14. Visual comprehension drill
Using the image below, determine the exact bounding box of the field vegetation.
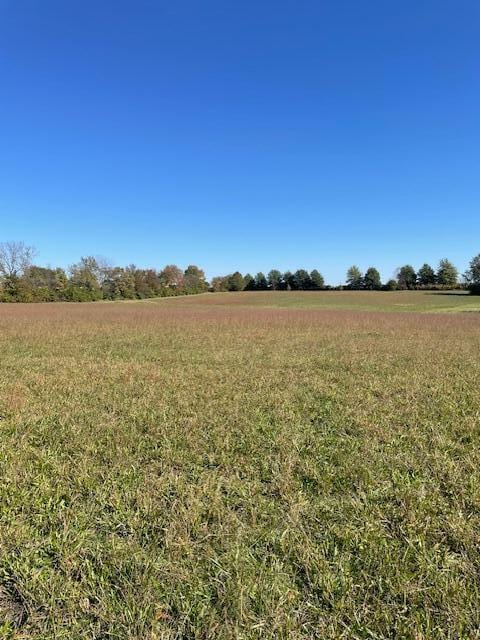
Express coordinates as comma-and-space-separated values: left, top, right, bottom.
1, 241, 480, 302
0, 291, 479, 638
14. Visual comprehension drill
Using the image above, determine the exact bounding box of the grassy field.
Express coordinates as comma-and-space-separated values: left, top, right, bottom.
143, 289, 480, 313
0, 291, 479, 639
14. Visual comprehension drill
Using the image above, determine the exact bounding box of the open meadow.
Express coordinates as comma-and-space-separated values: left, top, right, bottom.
1, 291, 480, 639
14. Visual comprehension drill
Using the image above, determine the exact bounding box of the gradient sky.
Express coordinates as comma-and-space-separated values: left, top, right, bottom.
0, 1, 478, 283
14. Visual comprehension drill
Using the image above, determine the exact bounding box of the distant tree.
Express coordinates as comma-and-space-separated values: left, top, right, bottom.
397, 265, 417, 290
0, 241, 36, 279
292, 269, 311, 290
417, 263, 436, 287
69, 256, 103, 298
310, 269, 325, 290
363, 267, 381, 290
255, 272, 268, 290
228, 271, 245, 291
464, 254, 480, 285
436, 258, 458, 287
346, 265, 363, 290
160, 264, 184, 289
282, 271, 293, 290
465, 254, 480, 295
383, 279, 398, 291
23, 266, 68, 301
184, 265, 208, 293
102, 267, 136, 299
130, 267, 162, 298
243, 274, 256, 290
210, 276, 229, 292
267, 269, 283, 290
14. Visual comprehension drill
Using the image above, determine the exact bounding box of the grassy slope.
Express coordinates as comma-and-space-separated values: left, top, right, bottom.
0, 293, 479, 639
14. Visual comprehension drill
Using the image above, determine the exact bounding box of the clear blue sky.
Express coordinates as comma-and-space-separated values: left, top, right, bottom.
0, 1, 478, 283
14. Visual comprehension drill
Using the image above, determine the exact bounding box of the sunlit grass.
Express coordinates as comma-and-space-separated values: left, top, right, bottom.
144, 289, 480, 313
0, 294, 479, 638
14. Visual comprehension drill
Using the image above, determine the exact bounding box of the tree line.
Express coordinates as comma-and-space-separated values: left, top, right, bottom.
0, 242, 208, 302
345, 259, 471, 291
211, 269, 325, 292
0, 241, 479, 302
213, 256, 480, 294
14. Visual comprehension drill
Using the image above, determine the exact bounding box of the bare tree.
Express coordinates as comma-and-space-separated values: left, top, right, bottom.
0, 241, 36, 278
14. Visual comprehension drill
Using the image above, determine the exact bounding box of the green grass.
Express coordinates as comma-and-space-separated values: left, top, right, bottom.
0, 293, 479, 638
145, 289, 480, 313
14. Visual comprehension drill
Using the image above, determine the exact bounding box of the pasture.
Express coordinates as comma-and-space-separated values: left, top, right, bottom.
0, 291, 479, 639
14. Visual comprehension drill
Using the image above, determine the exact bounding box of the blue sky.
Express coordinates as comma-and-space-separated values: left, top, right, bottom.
0, 0, 478, 283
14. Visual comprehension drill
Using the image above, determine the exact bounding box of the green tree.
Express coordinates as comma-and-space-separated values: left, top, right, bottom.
184, 265, 208, 293
292, 269, 311, 290
228, 272, 244, 291
69, 256, 103, 299
282, 271, 294, 290
102, 267, 136, 299
436, 258, 458, 287
397, 265, 417, 290
243, 274, 256, 290
24, 266, 68, 298
383, 279, 398, 291
363, 267, 381, 290
464, 254, 480, 285
417, 263, 436, 287
267, 269, 282, 290
346, 265, 363, 289
465, 254, 480, 295
254, 272, 268, 290
310, 269, 325, 290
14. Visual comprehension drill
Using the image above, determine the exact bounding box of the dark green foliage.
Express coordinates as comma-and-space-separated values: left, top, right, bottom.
417, 263, 436, 287
465, 254, 480, 286
397, 265, 417, 289
254, 272, 268, 290
292, 269, 311, 290
243, 274, 256, 290
63, 284, 103, 302
363, 267, 382, 290
383, 279, 398, 291
267, 269, 283, 290
283, 271, 294, 290
465, 254, 480, 294
227, 272, 245, 291
310, 270, 325, 290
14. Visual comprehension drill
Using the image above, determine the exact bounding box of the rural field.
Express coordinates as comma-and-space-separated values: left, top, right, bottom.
1, 290, 480, 639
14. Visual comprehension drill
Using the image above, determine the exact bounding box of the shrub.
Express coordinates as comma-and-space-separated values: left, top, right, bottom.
383, 279, 398, 291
